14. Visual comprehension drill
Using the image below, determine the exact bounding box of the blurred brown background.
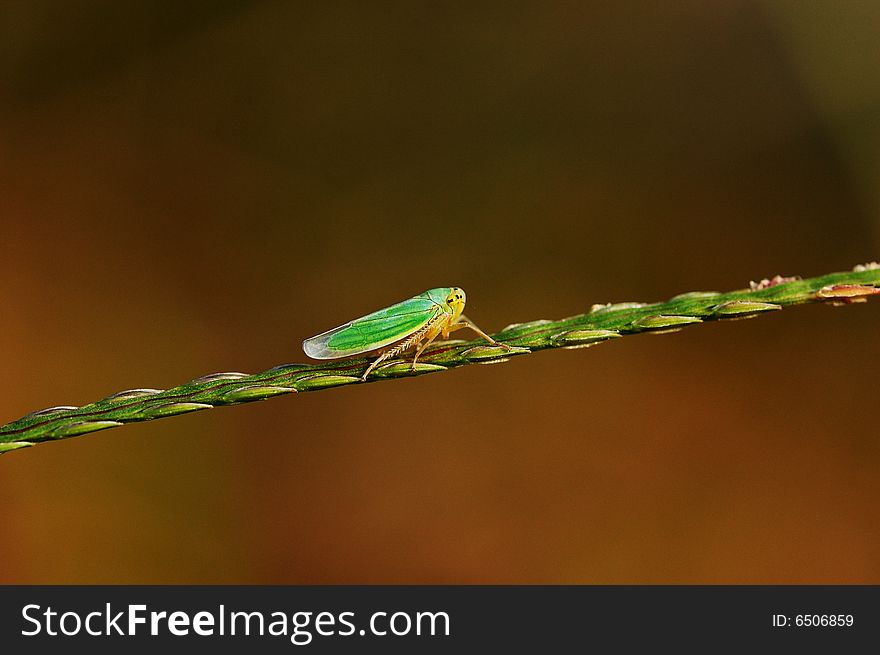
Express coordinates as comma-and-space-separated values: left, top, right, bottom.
1, 1, 878, 583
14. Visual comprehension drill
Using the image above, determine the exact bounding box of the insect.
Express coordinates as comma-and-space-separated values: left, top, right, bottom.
302, 287, 512, 381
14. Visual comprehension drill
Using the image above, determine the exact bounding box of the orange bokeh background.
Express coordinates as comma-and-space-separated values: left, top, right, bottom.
2, 1, 878, 583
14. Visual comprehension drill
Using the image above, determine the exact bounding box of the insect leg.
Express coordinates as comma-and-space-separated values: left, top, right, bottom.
361, 319, 439, 380
362, 350, 394, 381
446, 314, 515, 349
410, 330, 442, 370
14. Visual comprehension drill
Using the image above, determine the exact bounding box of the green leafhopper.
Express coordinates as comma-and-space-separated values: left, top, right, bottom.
303, 287, 511, 380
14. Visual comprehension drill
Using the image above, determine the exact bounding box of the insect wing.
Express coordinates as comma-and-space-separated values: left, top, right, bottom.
303, 296, 441, 359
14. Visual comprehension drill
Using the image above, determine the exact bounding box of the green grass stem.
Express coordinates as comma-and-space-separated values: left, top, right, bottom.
2, 265, 878, 454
